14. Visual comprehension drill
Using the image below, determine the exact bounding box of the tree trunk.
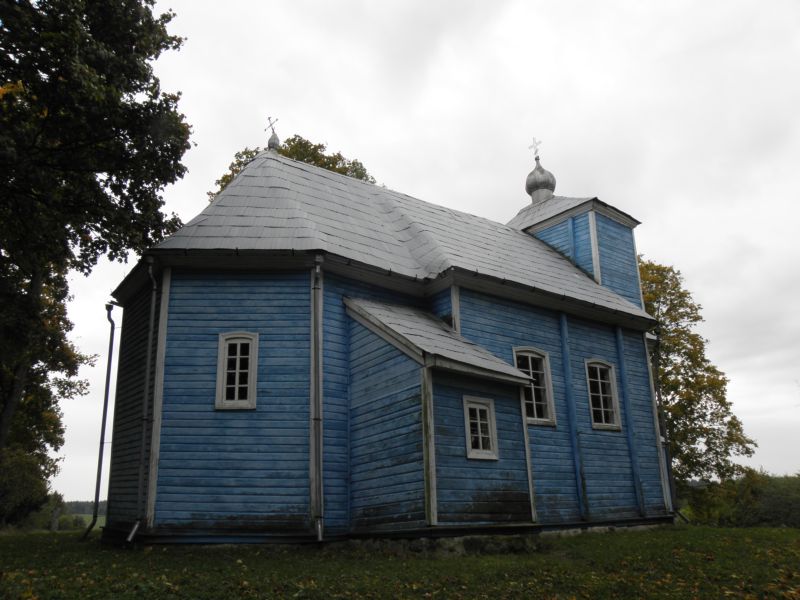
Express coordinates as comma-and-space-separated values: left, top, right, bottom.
0, 268, 43, 450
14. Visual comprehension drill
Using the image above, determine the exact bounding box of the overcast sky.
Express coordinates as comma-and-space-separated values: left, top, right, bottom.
53, 0, 800, 499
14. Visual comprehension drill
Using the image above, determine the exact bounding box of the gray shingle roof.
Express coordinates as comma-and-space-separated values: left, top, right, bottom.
155, 151, 650, 321
345, 298, 529, 384
507, 195, 641, 231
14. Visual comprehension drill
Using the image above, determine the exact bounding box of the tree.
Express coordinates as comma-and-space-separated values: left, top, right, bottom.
207, 134, 375, 200
0, 0, 190, 519
639, 257, 755, 487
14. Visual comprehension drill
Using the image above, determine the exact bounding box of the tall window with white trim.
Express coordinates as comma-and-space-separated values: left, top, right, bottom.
216, 332, 258, 409
514, 348, 556, 425
586, 360, 620, 429
463, 396, 498, 460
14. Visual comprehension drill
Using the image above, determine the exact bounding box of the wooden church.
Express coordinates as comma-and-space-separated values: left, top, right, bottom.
104, 134, 673, 542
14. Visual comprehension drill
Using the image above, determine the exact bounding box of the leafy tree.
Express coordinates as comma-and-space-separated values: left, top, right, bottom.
0, 0, 190, 520
207, 134, 375, 200
639, 258, 755, 487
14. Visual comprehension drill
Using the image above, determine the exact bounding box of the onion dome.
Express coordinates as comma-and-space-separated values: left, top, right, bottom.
525, 156, 556, 200
267, 131, 280, 151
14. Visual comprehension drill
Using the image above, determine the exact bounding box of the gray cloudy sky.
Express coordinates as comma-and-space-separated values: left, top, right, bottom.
54, 0, 800, 499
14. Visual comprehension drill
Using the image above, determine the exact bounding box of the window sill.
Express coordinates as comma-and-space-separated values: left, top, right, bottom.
591, 423, 621, 431
466, 451, 499, 461
527, 418, 557, 427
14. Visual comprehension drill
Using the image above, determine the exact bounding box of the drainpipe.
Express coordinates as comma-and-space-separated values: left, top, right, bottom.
131, 257, 158, 541
82, 303, 116, 540
310, 255, 324, 541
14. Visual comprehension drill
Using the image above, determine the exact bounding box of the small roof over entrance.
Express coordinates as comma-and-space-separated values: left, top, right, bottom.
344, 298, 530, 385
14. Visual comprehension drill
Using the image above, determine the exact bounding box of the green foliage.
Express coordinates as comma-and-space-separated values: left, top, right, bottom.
0, 0, 190, 521
1, 527, 799, 598
686, 470, 800, 528
639, 258, 755, 486
207, 135, 375, 201
0, 450, 49, 525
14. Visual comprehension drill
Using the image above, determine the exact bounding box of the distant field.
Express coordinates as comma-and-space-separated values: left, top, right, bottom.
1, 526, 798, 599
73, 514, 106, 528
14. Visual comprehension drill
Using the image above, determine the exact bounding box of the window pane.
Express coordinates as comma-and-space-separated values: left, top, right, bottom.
227, 342, 238, 358
471, 434, 480, 449
239, 385, 248, 400
226, 386, 236, 400
227, 357, 236, 370
239, 357, 249, 371
516, 355, 528, 370
239, 342, 249, 357
238, 371, 248, 385
226, 372, 236, 386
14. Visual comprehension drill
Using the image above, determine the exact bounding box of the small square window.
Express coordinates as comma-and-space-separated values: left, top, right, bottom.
586, 360, 620, 430
216, 332, 258, 410
463, 396, 499, 460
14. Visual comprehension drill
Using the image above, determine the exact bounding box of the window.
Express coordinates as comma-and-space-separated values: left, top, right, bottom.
585, 360, 620, 429
462, 396, 498, 460
215, 332, 258, 409
514, 348, 556, 425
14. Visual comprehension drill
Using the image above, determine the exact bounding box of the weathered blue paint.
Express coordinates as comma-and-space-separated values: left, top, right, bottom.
349, 321, 425, 530
615, 326, 645, 515
155, 272, 310, 529
428, 288, 452, 322
107, 282, 159, 528
457, 289, 581, 522
533, 213, 594, 278
559, 313, 588, 520
321, 274, 421, 532
595, 213, 641, 307
433, 373, 531, 524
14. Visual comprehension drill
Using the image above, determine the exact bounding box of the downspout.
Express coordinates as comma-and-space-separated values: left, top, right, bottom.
310, 255, 324, 541
653, 325, 679, 513
131, 257, 158, 542
82, 303, 116, 540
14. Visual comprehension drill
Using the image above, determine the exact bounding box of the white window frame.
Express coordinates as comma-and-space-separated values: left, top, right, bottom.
585, 359, 621, 430
215, 332, 259, 410
513, 347, 557, 426
462, 396, 499, 460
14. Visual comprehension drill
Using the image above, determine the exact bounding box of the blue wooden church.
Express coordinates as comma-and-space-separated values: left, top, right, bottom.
104, 136, 673, 542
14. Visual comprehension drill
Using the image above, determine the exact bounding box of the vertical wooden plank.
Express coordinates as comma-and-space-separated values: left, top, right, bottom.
559, 313, 588, 520
588, 211, 602, 284
145, 268, 170, 528
567, 216, 576, 263
421, 366, 438, 525
450, 285, 461, 333
643, 332, 673, 512
520, 392, 538, 522
615, 327, 645, 516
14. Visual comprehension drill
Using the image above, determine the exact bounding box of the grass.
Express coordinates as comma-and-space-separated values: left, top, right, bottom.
1, 526, 798, 599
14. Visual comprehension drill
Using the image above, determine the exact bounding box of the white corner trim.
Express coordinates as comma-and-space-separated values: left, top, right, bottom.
588, 211, 602, 284
450, 285, 461, 333
642, 332, 673, 512
145, 267, 171, 528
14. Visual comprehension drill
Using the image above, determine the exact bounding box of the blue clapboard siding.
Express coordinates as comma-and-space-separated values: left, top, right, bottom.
535, 220, 572, 259
572, 213, 594, 277
534, 213, 595, 278
620, 330, 668, 512
155, 272, 310, 529
433, 373, 531, 524
349, 321, 425, 530
427, 288, 452, 321
457, 288, 581, 522
566, 317, 642, 520
107, 281, 159, 528
596, 213, 642, 307
322, 274, 421, 532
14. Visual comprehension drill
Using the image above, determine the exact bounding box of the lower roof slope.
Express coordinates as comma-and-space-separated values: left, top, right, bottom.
155, 151, 650, 322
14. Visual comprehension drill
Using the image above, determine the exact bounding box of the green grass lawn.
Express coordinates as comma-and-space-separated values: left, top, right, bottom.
1, 526, 798, 599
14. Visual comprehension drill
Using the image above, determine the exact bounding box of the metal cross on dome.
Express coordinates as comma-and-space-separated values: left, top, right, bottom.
528, 137, 542, 158
265, 116, 279, 134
